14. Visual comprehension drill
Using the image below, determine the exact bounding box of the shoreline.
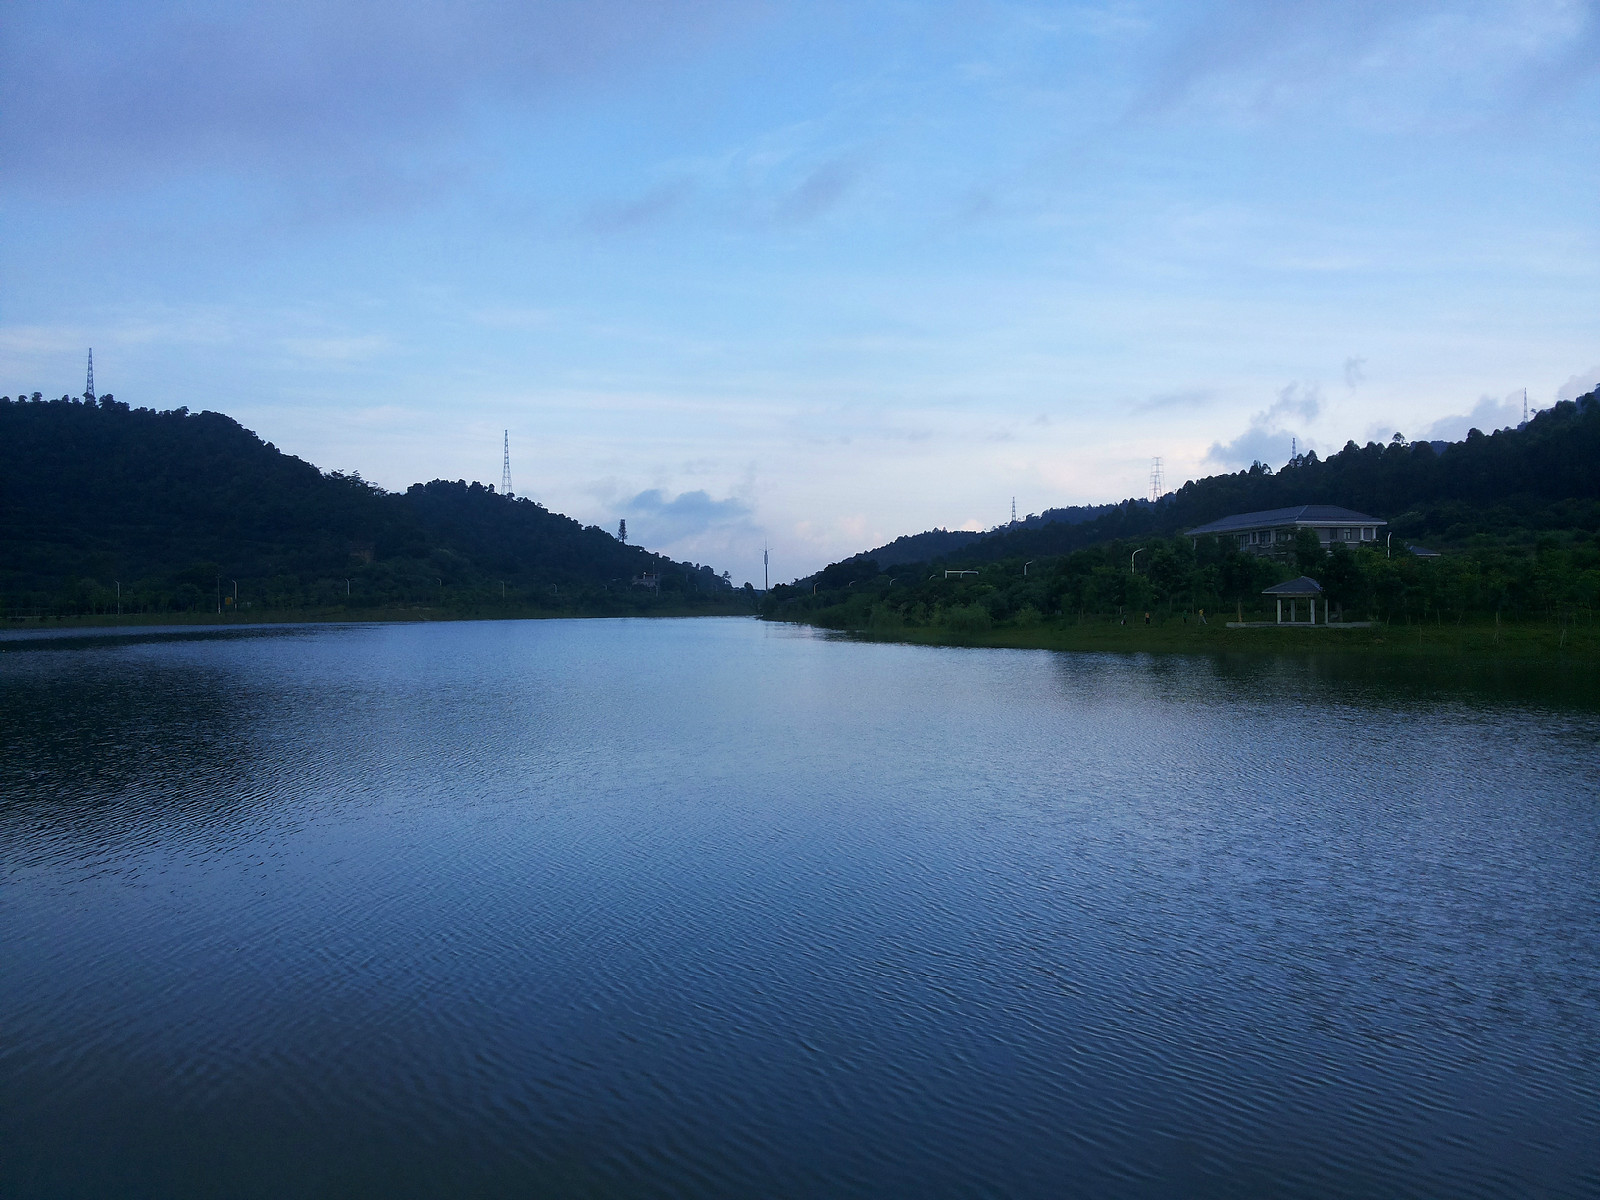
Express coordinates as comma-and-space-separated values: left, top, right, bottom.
0, 604, 755, 633
768, 614, 1600, 663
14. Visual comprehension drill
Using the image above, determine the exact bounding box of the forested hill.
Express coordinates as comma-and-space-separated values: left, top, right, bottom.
846, 393, 1600, 571
851, 504, 1120, 567
0, 394, 741, 617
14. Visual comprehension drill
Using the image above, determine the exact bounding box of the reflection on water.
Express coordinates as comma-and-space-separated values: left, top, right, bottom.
2, 618, 1598, 1199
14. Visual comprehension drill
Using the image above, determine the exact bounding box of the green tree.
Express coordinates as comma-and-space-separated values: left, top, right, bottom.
1294, 528, 1325, 575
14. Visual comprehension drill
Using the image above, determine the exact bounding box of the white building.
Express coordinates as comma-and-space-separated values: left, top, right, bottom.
1186, 505, 1385, 556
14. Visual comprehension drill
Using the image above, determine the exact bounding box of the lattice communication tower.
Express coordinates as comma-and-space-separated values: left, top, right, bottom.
1149, 457, 1164, 504
501, 430, 513, 498
84, 349, 95, 403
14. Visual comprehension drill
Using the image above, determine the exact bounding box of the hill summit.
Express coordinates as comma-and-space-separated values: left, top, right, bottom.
0, 393, 744, 619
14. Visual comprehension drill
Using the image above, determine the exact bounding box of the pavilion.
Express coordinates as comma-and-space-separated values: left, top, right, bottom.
1262, 576, 1323, 624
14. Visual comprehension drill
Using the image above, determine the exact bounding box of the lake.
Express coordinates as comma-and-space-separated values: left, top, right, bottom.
2, 617, 1597, 1198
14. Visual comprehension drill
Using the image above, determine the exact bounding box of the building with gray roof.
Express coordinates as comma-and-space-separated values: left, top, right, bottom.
1185, 505, 1385, 556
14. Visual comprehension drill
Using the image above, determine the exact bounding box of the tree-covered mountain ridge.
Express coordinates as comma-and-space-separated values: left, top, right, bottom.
839, 391, 1600, 573
1, 392, 744, 617
770, 390, 1600, 635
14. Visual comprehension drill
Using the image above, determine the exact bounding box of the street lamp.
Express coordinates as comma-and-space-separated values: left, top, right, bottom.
1130, 548, 1146, 573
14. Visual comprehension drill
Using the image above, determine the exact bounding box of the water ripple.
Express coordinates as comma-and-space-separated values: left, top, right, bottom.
2, 618, 1598, 1198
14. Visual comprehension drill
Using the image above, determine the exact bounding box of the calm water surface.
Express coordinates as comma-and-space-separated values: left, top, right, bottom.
2, 618, 1597, 1198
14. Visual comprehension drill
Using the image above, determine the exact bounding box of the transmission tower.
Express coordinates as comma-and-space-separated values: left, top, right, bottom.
1148, 457, 1164, 503
618, 518, 627, 544
501, 430, 513, 498
1011, 496, 1018, 524
763, 544, 769, 591
84, 349, 95, 403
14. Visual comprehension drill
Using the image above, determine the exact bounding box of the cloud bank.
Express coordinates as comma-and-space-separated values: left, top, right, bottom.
0, 0, 753, 201
624, 488, 751, 543
1418, 393, 1525, 443
1206, 382, 1323, 468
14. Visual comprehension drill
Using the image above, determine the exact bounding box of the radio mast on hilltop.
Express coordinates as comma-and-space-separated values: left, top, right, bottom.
1011, 497, 1018, 524
84, 349, 95, 403
763, 544, 770, 592
1149, 457, 1164, 503
501, 430, 513, 498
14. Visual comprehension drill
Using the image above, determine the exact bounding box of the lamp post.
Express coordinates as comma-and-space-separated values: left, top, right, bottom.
1130, 548, 1146, 573
1024, 560, 1035, 576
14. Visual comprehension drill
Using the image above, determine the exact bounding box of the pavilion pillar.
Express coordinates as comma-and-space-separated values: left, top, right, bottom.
1277, 599, 1282, 624
1311, 596, 1316, 625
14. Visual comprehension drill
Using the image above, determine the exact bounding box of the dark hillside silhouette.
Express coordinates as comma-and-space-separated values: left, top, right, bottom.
0, 394, 739, 617
865, 393, 1600, 568
769, 390, 1600, 630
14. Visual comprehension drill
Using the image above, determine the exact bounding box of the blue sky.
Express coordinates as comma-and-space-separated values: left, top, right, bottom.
4, 0, 1597, 582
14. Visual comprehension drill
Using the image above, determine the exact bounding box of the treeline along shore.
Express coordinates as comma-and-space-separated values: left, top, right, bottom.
764, 388, 1600, 660
0, 393, 753, 621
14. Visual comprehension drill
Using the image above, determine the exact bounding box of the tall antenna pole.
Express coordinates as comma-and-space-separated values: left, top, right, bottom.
501, 430, 513, 498
763, 544, 769, 592
1011, 497, 1017, 524
1149, 456, 1164, 503
1523, 388, 1529, 426
84, 349, 95, 403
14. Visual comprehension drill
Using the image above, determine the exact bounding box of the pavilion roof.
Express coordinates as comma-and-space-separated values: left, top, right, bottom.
1262, 576, 1324, 596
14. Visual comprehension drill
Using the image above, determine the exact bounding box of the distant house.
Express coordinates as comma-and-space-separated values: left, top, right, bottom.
1185, 505, 1385, 556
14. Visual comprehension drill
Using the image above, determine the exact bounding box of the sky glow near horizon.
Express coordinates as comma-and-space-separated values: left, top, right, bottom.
3, 1, 1598, 583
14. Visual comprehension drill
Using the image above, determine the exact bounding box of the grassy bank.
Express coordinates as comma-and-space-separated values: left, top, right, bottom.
777, 613, 1600, 662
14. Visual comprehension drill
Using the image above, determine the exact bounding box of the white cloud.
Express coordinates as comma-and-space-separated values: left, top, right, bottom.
1205, 381, 1322, 467
1418, 392, 1523, 442
280, 335, 390, 363
623, 487, 752, 542
1556, 364, 1600, 402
